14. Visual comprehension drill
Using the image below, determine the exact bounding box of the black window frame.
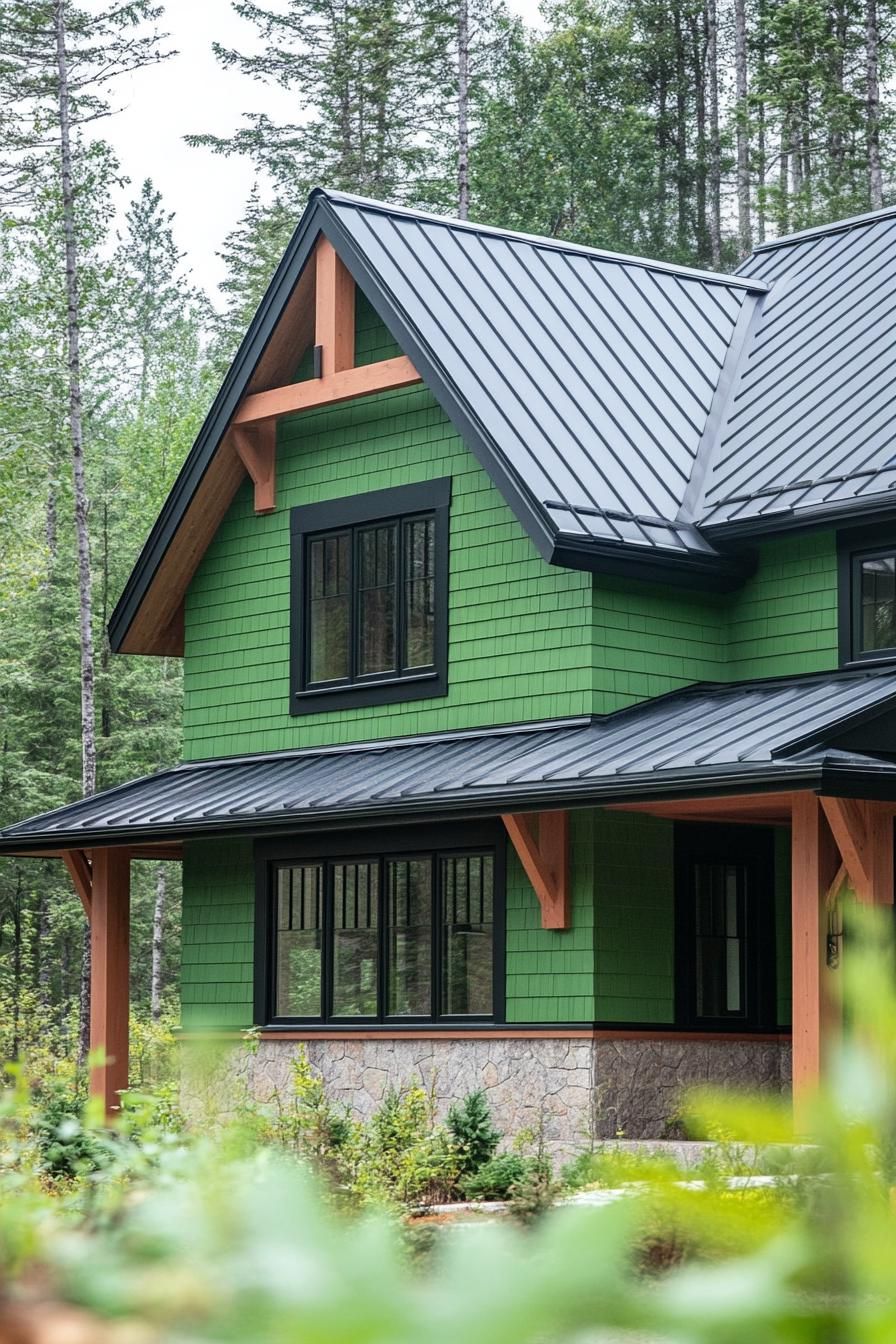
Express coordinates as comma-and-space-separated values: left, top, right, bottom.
254, 822, 505, 1028
838, 523, 896, 667
674, 823, 777, 1032
290, 479, 450, 714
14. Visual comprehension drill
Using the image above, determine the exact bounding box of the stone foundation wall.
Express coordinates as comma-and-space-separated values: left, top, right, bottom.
222, 1034, 791, 1159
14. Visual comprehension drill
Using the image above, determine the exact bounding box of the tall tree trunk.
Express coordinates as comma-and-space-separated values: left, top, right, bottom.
756, 0, 767, 243
55, 0, 97, 1066
151, 864, 166, 1021
674, 5, 688, 254
733, 0, 752, 254
866, 0, 883, 208
38, 876, 52, 1011
12, 873, 22, 1059
706, 0, 721, 267
457, 0, 470, 219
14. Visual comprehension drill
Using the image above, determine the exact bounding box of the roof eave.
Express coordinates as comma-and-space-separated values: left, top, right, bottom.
700, 494, 896, 544
549, 533, 754, 591
0, 760, 831, 855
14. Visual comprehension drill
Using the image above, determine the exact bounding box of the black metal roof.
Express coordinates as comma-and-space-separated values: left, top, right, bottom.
6, 669, 896, 853
700, 205, 896, 536
109, 193, 896, 652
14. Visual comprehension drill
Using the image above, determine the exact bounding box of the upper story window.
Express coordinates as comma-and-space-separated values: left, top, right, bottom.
256, 824, 502, 1026
838, 527, 896, 664
290, 479, 450, 714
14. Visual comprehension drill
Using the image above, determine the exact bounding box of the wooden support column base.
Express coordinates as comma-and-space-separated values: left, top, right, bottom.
89, 848, 131, 1118
502, 811, 570, 929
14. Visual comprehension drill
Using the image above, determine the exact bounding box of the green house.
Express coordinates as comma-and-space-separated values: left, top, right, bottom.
5, 191, 896, 1147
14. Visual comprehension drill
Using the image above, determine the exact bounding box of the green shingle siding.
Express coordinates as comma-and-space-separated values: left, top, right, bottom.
592, 580, 726, 711
183, 385, 591, 759
181, 839, 254, 1029
505, 811, 596, 1022
727, 532, 838, 680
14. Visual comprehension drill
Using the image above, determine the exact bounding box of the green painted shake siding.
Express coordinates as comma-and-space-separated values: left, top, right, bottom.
181, 839, 254, 1029
592, 580, 726, 711
505, 811, 596, 1022
727, 532, 839, 681
182, 383, 592, 759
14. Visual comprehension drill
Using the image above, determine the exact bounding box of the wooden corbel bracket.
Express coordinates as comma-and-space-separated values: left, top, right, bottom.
231, 423, 276, 514
62, 849, 93, 919
501, 811, 570, 930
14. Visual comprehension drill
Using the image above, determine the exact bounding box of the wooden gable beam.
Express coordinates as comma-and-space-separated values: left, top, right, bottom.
231, 423, 276, 514
502, 811, 570, 930
232, 355, 421, 427
315, 236, 355, 376
62, 849, 92, 918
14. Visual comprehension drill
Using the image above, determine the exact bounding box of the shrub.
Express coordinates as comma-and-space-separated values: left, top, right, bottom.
461, 1152, 529, 1200
29, 1081, 110, 1182
447, 1089, 501, 1175
349, 1084, 460, 1208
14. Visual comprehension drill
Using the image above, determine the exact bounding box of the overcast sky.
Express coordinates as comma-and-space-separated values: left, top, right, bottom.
102, 0, 542, 302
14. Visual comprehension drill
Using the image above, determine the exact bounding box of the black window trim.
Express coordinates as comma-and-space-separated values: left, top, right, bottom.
254, 821, 505, 1028
838, 523, 896, 667
290, 479, 451, 714
674, 823, 778, 1032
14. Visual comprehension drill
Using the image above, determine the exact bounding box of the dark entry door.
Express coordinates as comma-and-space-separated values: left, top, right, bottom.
674, 824, 776, 1031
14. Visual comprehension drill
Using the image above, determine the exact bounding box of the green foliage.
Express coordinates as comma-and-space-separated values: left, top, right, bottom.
8, 913, 896, 1336
349, 1083, 461, 1208
447, 1088, 501, 1175
461, 1151, 529, 1199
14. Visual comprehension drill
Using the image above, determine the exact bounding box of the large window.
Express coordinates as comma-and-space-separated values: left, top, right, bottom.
258, 827, 501, 1025
675, 824, 776, 1031
290, 480, 450, 714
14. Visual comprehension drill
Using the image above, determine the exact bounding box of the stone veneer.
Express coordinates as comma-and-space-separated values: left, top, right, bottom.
220, 1035, 792, 1159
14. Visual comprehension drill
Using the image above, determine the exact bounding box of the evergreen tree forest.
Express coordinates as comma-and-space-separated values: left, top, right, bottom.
1, 0, 895, 1073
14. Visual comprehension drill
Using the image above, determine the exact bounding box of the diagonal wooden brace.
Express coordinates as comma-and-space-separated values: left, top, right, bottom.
232, 423, 276, 514
501, 811, 570, 929
62, 848, 92, 918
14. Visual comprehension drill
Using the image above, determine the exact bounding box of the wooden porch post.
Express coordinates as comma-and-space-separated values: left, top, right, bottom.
790, 794, 841, 1105
89, 847, 130, 1116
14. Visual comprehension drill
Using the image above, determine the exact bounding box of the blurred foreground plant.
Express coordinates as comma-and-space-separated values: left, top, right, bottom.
4, 908, 896, 1339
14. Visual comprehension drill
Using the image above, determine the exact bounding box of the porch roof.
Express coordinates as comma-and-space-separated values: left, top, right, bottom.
4, 668, 896, 853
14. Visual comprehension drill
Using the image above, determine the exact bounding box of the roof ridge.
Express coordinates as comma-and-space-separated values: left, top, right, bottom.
316, 188, 768, 294
745, 201, 896, 256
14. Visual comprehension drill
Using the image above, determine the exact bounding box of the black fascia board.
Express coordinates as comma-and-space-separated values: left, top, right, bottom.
700, 496, 896, 546
548, 533, 755, 590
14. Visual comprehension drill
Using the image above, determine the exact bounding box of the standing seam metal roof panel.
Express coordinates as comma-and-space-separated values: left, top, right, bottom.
5, 670, 896, 850
327, 195, 758, 553
700, 209, 896, 530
